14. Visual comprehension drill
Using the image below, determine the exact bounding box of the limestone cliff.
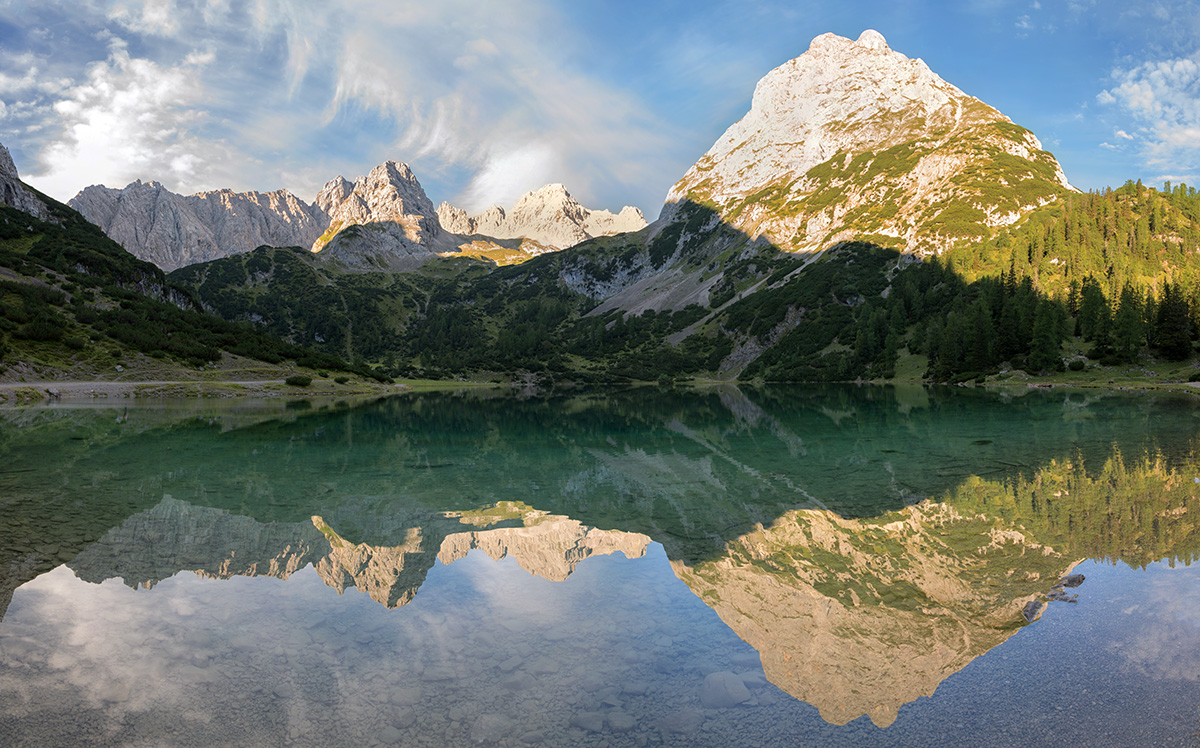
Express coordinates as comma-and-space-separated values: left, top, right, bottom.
673, 501, 1075, 727
436, 184, 646, 250
665, 30, 1072, 255
68, 180, 327, 271
311, 160, 458, 270
0, 143, 54, 222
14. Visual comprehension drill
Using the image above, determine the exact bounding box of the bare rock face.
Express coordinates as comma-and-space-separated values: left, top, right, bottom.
665, 30, 1072, 254
671, 500, 1077, 727
312, 160, 455, 270
436, 184, 647, 250
69, 181, 327, 271
437, 514, 650, 582
0, 143, 53, 222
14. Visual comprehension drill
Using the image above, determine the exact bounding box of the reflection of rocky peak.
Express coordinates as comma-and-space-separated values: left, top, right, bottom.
437, 514, 650, 581
673, 501, 1074, 727
63, 498, 650, 611
68, 496, 329, 587
311, 520, 439, 608
66, 498, 445, 609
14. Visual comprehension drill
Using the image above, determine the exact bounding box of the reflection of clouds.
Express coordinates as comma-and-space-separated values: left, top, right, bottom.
449, 550, 569, 628
9, 567, 208, 722
1117, 569, 1200, 681
2, 542, 735, 747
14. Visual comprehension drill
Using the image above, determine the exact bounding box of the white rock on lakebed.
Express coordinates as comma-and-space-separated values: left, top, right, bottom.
470, 713, 512, 744
700, 671, 753, 708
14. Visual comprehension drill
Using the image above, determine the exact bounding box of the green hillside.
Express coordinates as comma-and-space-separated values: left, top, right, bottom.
169, 181, 1200, 387
0, 193, 383, 383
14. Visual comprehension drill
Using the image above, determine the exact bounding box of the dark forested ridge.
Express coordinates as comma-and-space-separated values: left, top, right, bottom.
167, 180, 1200, 385
0, 193, 380, 380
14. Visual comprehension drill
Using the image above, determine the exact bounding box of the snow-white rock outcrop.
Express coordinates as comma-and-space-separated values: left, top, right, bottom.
437, 184, 646, 249
664, 30, 1073, 254
0, 143, 53, 222
69, 181, 327, 271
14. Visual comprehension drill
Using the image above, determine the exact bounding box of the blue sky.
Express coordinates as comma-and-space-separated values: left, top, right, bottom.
0, 0, 1197, 219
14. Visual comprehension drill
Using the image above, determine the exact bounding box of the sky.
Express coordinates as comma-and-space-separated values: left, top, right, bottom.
0, 0, 1197, 220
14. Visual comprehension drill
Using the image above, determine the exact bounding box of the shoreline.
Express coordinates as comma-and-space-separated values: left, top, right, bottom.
0, 378, 411, 405
3, 373, 1199, 406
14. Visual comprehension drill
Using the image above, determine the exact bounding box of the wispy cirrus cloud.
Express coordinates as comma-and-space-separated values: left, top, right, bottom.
1, 0, 678, 213
17, 35, 241, 199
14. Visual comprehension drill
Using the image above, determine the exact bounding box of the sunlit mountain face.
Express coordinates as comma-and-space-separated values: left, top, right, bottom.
1, 386, 1197, 746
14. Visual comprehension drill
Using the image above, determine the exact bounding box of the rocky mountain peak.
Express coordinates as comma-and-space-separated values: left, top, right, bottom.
314, 175, 354, 214
0, 143, 19, 179
665, 30, 1072, 255
0, 142, 53, 222
312, 159, 453, 269
436, 183, 646, 250
69, 179, 327, 271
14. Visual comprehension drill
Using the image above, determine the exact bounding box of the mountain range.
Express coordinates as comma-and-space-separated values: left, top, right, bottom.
4, 30, 1200, 386
69, 164, 646, 272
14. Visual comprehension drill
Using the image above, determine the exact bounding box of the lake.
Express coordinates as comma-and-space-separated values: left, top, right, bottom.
1, 384, 1197, 747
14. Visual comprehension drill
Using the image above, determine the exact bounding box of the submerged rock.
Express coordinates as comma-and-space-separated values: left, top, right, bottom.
657, 709, 704, 735
1022, 600, 1045, 622
470, 714, 512, 744
700, 671, 753, 708
1054, 574, 1085, 589
569, 711, 606, 733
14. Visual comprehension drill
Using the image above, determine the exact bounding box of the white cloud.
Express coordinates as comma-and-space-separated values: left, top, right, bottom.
104, 0, 180, 37
1016, 14, 1033, 30
1099, 50, 1200, 169
1114, 128, 1135, 139
22, 38, 237, 199
458, 141, 562, 211
5, 0, 679, 211
1099, 141, 1119, 149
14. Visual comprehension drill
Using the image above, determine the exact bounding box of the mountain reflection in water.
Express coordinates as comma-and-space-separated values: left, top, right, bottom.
1, 385, 1198, 744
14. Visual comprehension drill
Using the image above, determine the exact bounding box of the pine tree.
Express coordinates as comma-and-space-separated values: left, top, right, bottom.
1113, 283, 1145, 362
1154, 282, 1194, 360
1027, 299, 1065, 372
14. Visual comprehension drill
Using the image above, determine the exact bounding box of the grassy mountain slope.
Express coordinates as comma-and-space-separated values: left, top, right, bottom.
173, 179, 1200, 386
0, 189, 383, 384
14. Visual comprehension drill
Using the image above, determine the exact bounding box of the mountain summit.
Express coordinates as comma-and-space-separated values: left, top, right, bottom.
437, 184, 646, 249
0, 143, 54, 222
69, 164, 645, 271
666, 29, 1072, 254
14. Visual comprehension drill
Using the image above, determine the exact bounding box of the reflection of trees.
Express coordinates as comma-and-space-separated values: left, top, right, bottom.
3, 382, 1200, 719
946, 451, 1200, 568
669, 446, 1200, 727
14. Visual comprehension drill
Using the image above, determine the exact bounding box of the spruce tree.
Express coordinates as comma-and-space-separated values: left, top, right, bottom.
1113, 283, 1145, 362
1027, 299, 1065, 372
1154, 282, 1194, 360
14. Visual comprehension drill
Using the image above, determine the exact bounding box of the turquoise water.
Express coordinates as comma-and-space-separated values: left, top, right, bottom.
0, 385, 1198, 746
